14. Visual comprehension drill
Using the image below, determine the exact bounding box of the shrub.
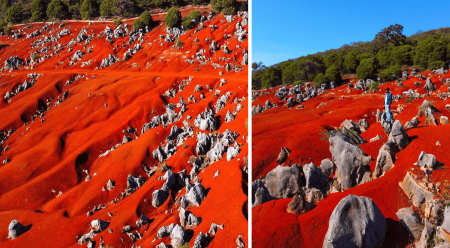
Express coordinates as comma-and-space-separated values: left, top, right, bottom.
113, 18, 121, 25
211, 0, 236, 15
140, 10, 152, 27
69, 4, 81, 19
115, 0, 136, 17
405, 95, 414, 103
379, 64, 401, 82
5, 2, 24, 24
32, 53, 40, 60
261, 66, 282, 89
175, 38, 183, 48
325, 64, 341, 83
100, 0, 116, 17
30, 0, 46, 22
313, 73, 329, 85
80, 0, 99, 19
182, 9, 200, 29
368, 81, 380, 91
4, 25, 12, 34
165, 7, 181, 27
153, 0, 164, 7
47, 0, 69, 20
132, 19, 142, 30
171, 0, 183, 6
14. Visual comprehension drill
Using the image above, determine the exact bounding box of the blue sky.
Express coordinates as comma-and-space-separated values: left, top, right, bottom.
252, 0, 450, 66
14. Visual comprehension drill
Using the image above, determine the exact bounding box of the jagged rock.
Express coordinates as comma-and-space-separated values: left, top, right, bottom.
236, 234, 245, 248
322, 195, 387, 248
127, 174, 144, 191
78, 230, 95, 244
376, 109, 382, 122
136, 214, 150, 227
182, 181, 206, 207
152, 185, 169, 208
320, 158, 334, 177
387, 120, 409, 150
276, 147, 291, 164
194, 109, 219, 131
358, 119, 369, 132
399, 172, 434, 209
207, 223, 224, 235
329, 131, 371, 190
287, 195, 312, 215
396, 207, 423, 240
264, 165, 304, 199
415, 218, 434, 248
252, 104, 264, 115
167, 125, 182, 140
226, 144, 240, 161
179, 208, 200, 229
373, 143, 395, 178
303, 163, 328, 190
380, 112, 393, 134
306, 188, 325, 204
252, 179, 273, 207
91, 219, 109, 232
206, 142, 225, 163
106, 179, 115, 191
425, 108, 438, 126
265, 100, 276, 109
4, 56, 23, 70
416, 151, 442, 171
196, 133, 211, 155
225, 110, 235, 122
7, 220, 28, 239
193, 232, 207, 248
405, 116, 419, 129
424, 78, 435, 92
369, 135, 382, 142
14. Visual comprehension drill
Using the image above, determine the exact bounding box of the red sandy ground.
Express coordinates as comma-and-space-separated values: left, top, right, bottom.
252, 73, 450, 247
0, 7, 248, 248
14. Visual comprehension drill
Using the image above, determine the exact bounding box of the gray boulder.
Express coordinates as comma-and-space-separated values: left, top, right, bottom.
329, 131, 371, 190
387, 120, 409, 150
276, 147, 291, 164
425, 107, 438, 126
424, 78, 435, 92
7, 220, 28, 239
264, 165, 304, 199
416, 151, 442, 171
396, 207, 423, 239
322, 195, 387, 248
252, 179, 273, 207
303, 162, 328, 190
320, 158, 334, 177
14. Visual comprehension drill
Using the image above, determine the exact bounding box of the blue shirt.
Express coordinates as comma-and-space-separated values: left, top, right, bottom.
385, 92, 392, 105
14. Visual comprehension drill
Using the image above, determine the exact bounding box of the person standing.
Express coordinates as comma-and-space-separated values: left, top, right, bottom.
385, 87, 394, 123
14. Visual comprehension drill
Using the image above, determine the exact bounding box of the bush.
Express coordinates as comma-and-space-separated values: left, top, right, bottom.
5, 2, 24, 24
100, 0, 115, 17
165, 7, 181, 27
4, 25, 12, 34
313, 73, 329, 85
113, 18, 121, 25
47, 0, 69, 20
379, 64, 401, 82
132, 19, 142, 30
182, 9, 200, 29
171, 0, 183, 6
325, 64, 341, 83
153, 0, 164, 7
211, 0, 236, 15
368, 81, 380, 91
175, 38, 183, 48
69, 4, 81, 19
80, 0, 99, 20
356, 58, 377, 80
140, 11, 152, 27
30, 0, 46, 22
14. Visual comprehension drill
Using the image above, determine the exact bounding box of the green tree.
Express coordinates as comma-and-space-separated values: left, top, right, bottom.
165, 7, 181, 27
100, 0, 115, 17
211, 0, 236, 15
80, 0, 99, 20
374, 24, 407, 47
5, 2, 23, 24
30, 0, 46, 22
182, 9, 200, 29
140, 10, 152, 26
313, 73, 329, 85
188, 0, 206, 5
261, 67, 282, 89
343, 50, 359, 73
47, 0, 69, 20
325, 64, 341, 82
379, 64, 401, 82
153, 0, 164, 7
356, 58, 377, 80
133, 19, 142, 30
115, 0, 135, 17
413, 34, 448, 70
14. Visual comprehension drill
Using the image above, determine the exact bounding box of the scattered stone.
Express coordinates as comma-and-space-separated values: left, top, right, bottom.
276, 147, 291, 164
287, 195, 312, 215
7, 220, 28, 239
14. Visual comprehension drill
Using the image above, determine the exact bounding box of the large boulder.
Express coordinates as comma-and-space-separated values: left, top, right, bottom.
415, 151, 442, 171
303, 163, 328, 190
251, 179, 273, 207
264, 165, 304, 199
387, 120, 409, 150
373, 143, 395, 178
399, 172, 434, 209
396, 207, 424, 239
424, 78, 435, 92
323, 195, 387, 248
7, 220, 28, 239
329, 131, 372, 190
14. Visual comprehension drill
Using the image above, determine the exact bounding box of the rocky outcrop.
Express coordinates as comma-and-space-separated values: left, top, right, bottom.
303, 162, 328, 190
396, 207, 423, 239
323, 195, 387, 248
415, 151, 442, 171
399, 172, 435, 209
287, 195, 312, 215
252, 179, 273, 207
264, 165, 304, 199
329, 131, 372, 190
7, 220, 28, 239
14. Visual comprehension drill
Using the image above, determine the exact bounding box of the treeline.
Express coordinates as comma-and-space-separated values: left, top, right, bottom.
0, 0, 246, 33
252, 24, 450, 90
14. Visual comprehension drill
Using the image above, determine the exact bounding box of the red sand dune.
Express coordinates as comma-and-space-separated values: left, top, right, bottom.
0, 7, 248, 248
252, 72, 450, 247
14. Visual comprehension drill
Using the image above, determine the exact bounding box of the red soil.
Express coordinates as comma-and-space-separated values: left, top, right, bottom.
252, 73, 450, 247
0, 7, 248, 248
